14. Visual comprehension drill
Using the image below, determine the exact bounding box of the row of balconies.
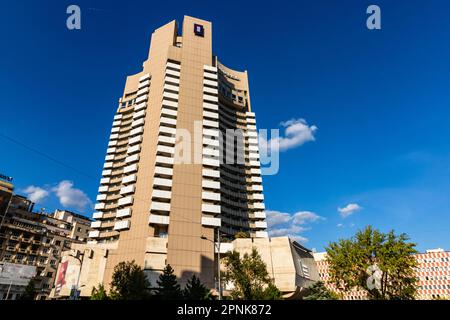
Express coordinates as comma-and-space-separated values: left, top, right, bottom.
148, 63, 180, 227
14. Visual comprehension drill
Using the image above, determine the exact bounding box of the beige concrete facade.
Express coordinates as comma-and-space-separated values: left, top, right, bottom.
89, 16, 267, 288
221, 237, 319, 299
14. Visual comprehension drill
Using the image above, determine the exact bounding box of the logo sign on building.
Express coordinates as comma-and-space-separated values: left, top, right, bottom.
0, 262, 36, 286
194, 23, 204, 37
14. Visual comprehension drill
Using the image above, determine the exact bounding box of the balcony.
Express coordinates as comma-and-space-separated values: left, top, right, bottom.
105, 154, 114, 161
163, 84, 179, 92
122, 174, 137, 185
156, 145, 174, 155
98, 185, 108, 193
162, 99, 178, 109
203, 110, 219, 119
165, 69, 180, 78
203, 102, 218, 111
202, 204, 221, 214
202, 191, 220, 201
151, 190, 171, 200
203, 94, 218, 103
255, 231, 268, 238
106, 147, 116, 154
155, 156, 174, 166
146, 237, 168, 254
135, 95, 147, 104
202, 158, 220, 167
112, 120, 121, 127
148, 214, 170, 225
127, 145, 141, 155
94, 203, 106, 210
92, 212, 103, 219
137, 87, 149, 96
114, 220, 131, 231
120, 185, 135, 195
201, 216, 221, 227
159, 126, 176, 136
203, 79, 217, 87
251, 221, 267, 229
124, 164, 138, 174
250, 211, 266, 219
252, 202, 265, 210
162, 92, 178, 101
91, 221, 101, 228
150, 201, 171, 213
153, 178, 172, 188
158, 135, 176, 145
118, 196, 133, 206
116, 208, 132, 218
203, 86, 218, 95
131, 118, 145, 128
130, 127, 144, 137
166, 61, 181, 70
202, 180, 220, 190
161, 107, 177, 118
160, 116, 177, 127
103, 162, 113, 169
96, 194, 107, 201
203, 129, 219, 138
129, 135, 142, 146
202, 168, 220, 178
139, 73, 150, 82
154, 166, 173, 177
133, 110, 146, 120
202, 119, 219, 128
125, 154, 140, 164
139, 79, 150, 87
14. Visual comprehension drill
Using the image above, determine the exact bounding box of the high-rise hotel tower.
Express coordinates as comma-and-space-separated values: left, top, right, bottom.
89, 16, 267, 286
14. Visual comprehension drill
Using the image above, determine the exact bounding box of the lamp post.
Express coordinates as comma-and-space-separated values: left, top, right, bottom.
201, 228, 222, 300
69, 251, 84, 300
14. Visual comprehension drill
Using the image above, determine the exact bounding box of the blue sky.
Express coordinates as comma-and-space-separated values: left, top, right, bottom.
1, 0, 449, 252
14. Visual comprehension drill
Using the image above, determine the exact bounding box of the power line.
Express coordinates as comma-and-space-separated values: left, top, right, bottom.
0, 132, 206, 226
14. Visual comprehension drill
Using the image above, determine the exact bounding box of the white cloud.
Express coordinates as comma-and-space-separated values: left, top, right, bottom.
337, 223, 344, 228
23, 186, 49, 203
52, 180, 92, 212
338, 203, 362, 218
265, 210, 324, 243
259, 118, 317, 153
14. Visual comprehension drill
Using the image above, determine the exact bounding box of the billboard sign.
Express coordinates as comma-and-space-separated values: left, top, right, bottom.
0, 262, 36, 286
55, 260, 68, 295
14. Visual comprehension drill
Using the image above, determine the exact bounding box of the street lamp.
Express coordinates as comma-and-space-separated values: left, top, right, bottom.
201, 228, 222, 300
69, 251, 84, 300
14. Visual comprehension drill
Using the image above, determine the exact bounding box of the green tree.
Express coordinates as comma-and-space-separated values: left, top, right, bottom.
183, 274, 211, 300
234, 231, 249, 239
109, 260, 151, 300
326, 226, 418, 300
303, 281, 339, 300
90, 283, 109, 300
155, 264, 182, 299
223, 247, 282, 300
19, 279, 36, 300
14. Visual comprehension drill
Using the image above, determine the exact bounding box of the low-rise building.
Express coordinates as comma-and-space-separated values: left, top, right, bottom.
50, 236, 319, 299
0, 192, 92, 299
314, 248, 450, 300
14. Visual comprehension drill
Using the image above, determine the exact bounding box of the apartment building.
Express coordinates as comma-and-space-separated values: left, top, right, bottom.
415, 248, 450, 299
0, 194, 92, 299
89, 16, 267, 287
314, 249, 450, 300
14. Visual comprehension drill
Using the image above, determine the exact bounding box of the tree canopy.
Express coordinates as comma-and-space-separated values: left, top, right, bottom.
326, 226, 418, 300
109, 260, 151, 300
155, 264, 183, 299
223, 248, 282, 300
303, 281, 339, 300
